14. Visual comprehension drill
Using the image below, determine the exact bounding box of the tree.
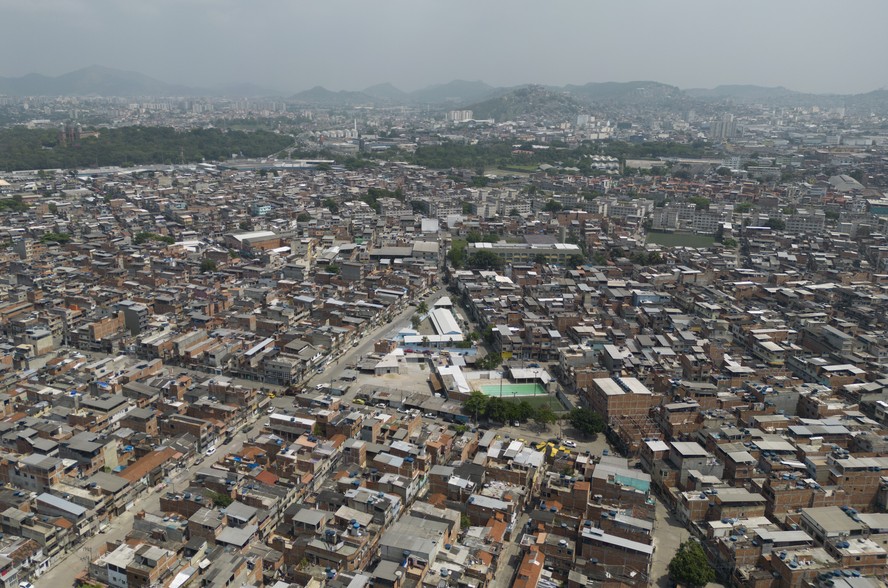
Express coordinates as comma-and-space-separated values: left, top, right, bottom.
515, 401, 534, 422
567, 254, 586, 268
568, 408, 605, 437
476, 352, 503, 371
0, 195, 27, 213
466, 250, 504, 271
209, 491, 233, 508
533, 254, 548, 265
327, 263, 340, 274
200, 259, 217, 273
296, 212, 311, 222
417, 301, 428, 315
734, 202, 753, 213
448, 245, 466, 268
542, 199, 562, 213
484, 397, 508, 422
460, 514, 472, 529
410, 199, 430, 215
765, 218, 786, 231
668, 540, 715, 588
411, 315, 421, 330
47, 202, 58, 214
0, 126, 293, 172
40, 232, 71, 244
323, 197, 339, 213
463, 391, 489, 421
689, 196, 710, 211
533, 404, 558, 430
722, 237, 738, 248
509, 208, 520, 217
465, 230, 483, 243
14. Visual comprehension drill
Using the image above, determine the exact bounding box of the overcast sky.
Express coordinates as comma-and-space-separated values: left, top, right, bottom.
1, 0, 885, 94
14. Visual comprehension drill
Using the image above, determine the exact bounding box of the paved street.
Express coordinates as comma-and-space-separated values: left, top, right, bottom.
490, 512, 528, 588
650, 495, 687, 587
306, 285, 446, 389
35, 421, 254, 588
35, 283, 685, 588
34, 286, 445, 588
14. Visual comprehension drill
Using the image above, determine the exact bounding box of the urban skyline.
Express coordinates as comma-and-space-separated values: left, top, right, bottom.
1, 0, 887, 94
4, 2, 888, 588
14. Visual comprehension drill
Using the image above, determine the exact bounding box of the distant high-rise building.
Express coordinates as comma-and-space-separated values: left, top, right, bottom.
709, 113, 736, 140
447, 110, 473, 123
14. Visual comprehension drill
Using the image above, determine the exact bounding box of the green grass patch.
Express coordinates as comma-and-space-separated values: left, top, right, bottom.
494, 165, 538, 174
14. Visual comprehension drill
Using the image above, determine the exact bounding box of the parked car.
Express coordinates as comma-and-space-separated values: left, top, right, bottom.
563, 439, 577, 448
205, 446, 216, 456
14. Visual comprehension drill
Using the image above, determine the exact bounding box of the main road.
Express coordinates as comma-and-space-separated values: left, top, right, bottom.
305, 283, 447, 389
36, 399, 255, 587
36, 282, 445, 587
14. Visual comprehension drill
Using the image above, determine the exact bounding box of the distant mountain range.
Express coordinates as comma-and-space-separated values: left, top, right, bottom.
467, 85, 586, 121
290, 79, 499, 106
685, 84, 805, 101
1, 66, 886, 114
563, 81, 685, 103
0, 66, 283, 98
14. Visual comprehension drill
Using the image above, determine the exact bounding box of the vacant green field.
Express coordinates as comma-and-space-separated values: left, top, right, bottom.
479, 383, 546, 396
491, 165, 537, 174
646, 231, 716, 248
499, 393, 565, 412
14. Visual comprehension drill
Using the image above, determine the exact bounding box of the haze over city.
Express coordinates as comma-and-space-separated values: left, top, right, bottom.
2, 0, 887, 94
6, 2, 888, 588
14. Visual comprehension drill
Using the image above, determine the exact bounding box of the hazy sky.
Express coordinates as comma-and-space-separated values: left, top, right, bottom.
2, 0, 886, 94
